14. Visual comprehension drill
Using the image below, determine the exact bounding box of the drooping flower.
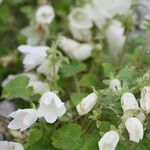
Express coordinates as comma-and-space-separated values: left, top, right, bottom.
105, 20, 126, 60
125, 117, 144, 143
121, 92, 139, 112
18, 45, 49, 71
140, 86, 150, 114
37, 59, 59, 80
36, 5, 55, 24
109, 79, 122, 93
37, 92, 66, 123
76, 93, 98, 116
21, 22, 49, 45
8, 109, 38, 132
0, 141, 24, 150
68, 7, 93, 41
58, 36, 92, 60
136, 109, 146, 123
98, 131, 119, 150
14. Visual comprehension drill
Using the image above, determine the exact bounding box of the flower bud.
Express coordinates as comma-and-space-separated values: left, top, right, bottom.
58, 36, 92, 60
140, 86, 150, 114
109, 79, 122, 93
76, 93, 98, 116
121, 92, 139, 112
98, 131, 119, 150
125, 117, 144, 143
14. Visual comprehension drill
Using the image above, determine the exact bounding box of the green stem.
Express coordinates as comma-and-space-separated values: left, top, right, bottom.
73, 75, 81, 94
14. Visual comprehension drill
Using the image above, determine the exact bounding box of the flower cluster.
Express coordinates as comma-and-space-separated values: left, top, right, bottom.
1, 0, 150, 150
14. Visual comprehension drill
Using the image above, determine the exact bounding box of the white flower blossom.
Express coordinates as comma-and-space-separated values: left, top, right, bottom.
91, 0, 132, 28
68, 7, 93, 29
68, 7, 93, 41
37, 59, 59, 79
8, 109, 38, 132
36, 5, 55, 24
125, 117, 144, 143
76, 93, 98, 116
98, 131, 119, 150
18, 45, 49, 71
140, 86, 150, 114
121, 92, 139, 112
21, 22, 48, 45
105, 20, 126, 60
109, 79, 122, 93
136, 109, 146, 123
58, 36, 92, 60
37, 92, 66, 123
0, 141, 24, 150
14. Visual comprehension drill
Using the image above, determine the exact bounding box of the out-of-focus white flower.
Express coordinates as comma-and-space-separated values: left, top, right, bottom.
28, 80, 49, 94
109, 79, 122, 93
76, 93, 98, 116
0, 141, 24, 150
91, 0, 132, 28
136, 109, 146, 123
37, 60, 59, 79
21, 22, 48, 45
36, 5, 55, 24
68, 7, 93, 41
125, 117, 144, 143
8, 109, 38, 132
69, 23, 92, 42
37, 92, 66, 123
98, 131, 119, 150
58, 36, 92, 60
121, 92, 139, 112
105, 20, 126, 60
18, 45, 49, 71
140, 86, 150, 114
68, 7, 93, 29
0, 0, 3, 4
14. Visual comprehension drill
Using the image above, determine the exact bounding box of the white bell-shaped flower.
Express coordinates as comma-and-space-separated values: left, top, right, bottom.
58, 36, 92, 60
98, 131, 119, 150
8, 109, 38, 132
37, 60, 59, 79
0, 141, 24, 150
68, 7, 93, 29
21, 22, 48, 45
69, 22, 92, 42
121, 92, 139, 112
105, 20, 126, 60
68, 7, 93, 42
37, 92, 66, 123
36, 5, 55, 24
140, 86, 150, 114
76, 93, 98, 116
136, 109, 146, 123
125, 117, 144, 143
18, 45, 49, 71
109, 79, 122, 93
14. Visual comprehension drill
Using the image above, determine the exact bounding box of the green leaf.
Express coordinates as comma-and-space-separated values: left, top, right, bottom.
70, 93, 87, 107
79, 73, 100, 88
102, 63, 115, 78
80, 131, 99, 150
29, 128, 43, 145
117, 67, 137, 85
52, 123, 82, 150
2, 76, 33, 100
61, 61, 87, 77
